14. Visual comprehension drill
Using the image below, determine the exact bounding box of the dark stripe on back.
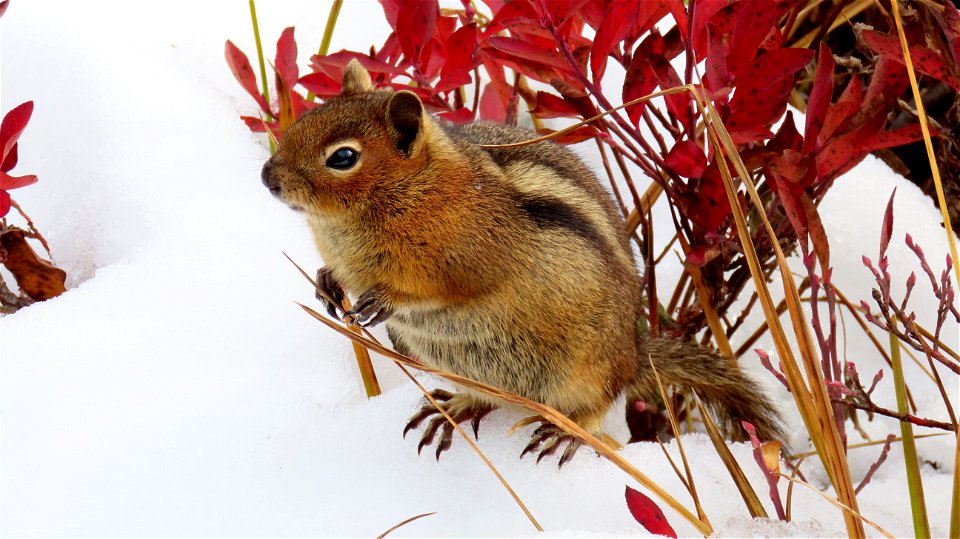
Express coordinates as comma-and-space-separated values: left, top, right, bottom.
516, 194, 610, 260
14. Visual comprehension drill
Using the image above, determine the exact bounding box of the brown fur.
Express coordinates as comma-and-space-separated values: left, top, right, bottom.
262, 60, 784, 446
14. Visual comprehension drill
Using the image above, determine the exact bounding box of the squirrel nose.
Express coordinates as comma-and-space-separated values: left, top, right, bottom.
261, 160, 280, 193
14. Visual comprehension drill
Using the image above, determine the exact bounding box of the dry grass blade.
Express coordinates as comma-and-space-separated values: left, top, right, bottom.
283, 252, 381, 397
889, 2, 960, 534
789, 0, 874, 49
478, 86, 695, 149
648, 355, 710, 525
691, 88, 865, 537
376, 511, 436, 539
793, 432, 947, 460
671, 248, 735, 360
692, 392, 769, 519
297, 303, 713, 535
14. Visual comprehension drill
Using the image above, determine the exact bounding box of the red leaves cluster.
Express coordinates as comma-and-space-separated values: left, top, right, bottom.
224, 0, 942, 270
0, 101, 38, 218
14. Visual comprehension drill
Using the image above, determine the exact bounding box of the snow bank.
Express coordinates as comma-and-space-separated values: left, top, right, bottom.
2, 1, 956, 537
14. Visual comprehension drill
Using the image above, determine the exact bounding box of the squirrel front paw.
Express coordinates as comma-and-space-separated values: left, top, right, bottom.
315, 267, 346, 318
403, 390, 496, 460
344, 286, 394, 327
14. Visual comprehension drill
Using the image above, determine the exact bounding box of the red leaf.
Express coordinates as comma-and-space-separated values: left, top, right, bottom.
484, 36, 570, 72
623, 35, 660, 125
275, 27, 299, 88
665, 140, 707, 178
691, 0, 736, 58
0, 171, 38, 190
312, 51, 405, 79
0, 0, 8, 18
483, 0, 540, 38
297, 71, 341, 98
625, 486, 677, 538
942, 2, 960, 66
529, 91, 578, 119
436, 68, 473, 93
704, 21, 732, 95
241, 116, 281, 138
441, 23, 480, 81
225, 40, 270, 114
479, 82, 507, 122
438, 107, 474, 123
682, 161, 731, 232
726, 48, 813, 143
819, 74, 861, 147
804, 43, 834, 155
727, 0, 776, 77
378, 0, 401, 28
591, 0, 641, 84
1, 142, 17, 173
880, 188, 896, 258
0, 190, 9, 218
396, 0, 438, 69
862, 123, 925, 152
862, 30, 960, 92
1, 101, 33, 165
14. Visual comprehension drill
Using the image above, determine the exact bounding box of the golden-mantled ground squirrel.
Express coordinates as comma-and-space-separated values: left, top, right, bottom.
261, 60, 783, 465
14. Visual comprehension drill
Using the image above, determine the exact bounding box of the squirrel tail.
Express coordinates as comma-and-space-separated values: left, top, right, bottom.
628, 337, 786, 443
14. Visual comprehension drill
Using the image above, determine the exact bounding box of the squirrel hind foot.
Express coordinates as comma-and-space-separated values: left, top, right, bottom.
519, 420, 584, 468
403, 391, 496, 460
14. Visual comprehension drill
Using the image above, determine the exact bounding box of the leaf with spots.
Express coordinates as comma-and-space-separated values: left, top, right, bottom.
664, 140, 707, 179
225, 40, 270, 115
625, 485, 677, 538
803, 43, 834, 155
591, 0, 641, 84
861, 30, 960, 92
396, 0, 439, 70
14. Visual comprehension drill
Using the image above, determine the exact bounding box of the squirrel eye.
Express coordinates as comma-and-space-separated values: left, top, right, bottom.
326, 147, 359, 170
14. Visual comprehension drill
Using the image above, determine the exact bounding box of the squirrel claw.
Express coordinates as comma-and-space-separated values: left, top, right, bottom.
315, 267, 346, 318
520, 420, 584, 468
404, 392, 494, 460
344, 287, 393, 327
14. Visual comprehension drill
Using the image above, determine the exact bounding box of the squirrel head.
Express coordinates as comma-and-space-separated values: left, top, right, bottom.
261, 59, 433, 219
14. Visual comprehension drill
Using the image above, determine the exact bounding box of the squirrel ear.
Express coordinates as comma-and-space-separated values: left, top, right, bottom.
386, 90, 423, 154
341, 59, 373, 96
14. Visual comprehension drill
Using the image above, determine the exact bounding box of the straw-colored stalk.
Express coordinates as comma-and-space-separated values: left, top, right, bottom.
689, 90, 865, 537
693, 393, 769, 519
305, 0, 344, 103
376, 512, 436, 539
284, 252, 381, 397
247, 0, 274, 154
888, 1, 960, 534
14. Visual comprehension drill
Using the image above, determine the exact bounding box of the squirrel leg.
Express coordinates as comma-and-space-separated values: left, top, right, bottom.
344, 286, 394, 327
403, 390, 496, 460
315, 267, 345, 318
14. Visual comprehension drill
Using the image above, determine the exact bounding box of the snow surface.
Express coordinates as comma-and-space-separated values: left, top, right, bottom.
2, 1, 958, 537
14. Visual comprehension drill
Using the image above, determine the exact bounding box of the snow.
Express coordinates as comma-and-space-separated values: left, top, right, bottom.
2, 1, 957, 537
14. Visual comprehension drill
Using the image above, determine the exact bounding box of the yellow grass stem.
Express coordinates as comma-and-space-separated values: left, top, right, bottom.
889, 319, 930, 537
247, 0, 274, 154
283, 253, 381, 397
693, 393, 769, 519
649, 356, 711, 526
690, 89, 865, 537
889, 2, 960, 533
376, 512, 436, 539
306, 0, 344, 102
775, 472, 895, 538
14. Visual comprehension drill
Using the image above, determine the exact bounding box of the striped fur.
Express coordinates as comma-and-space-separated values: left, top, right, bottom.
262, 60, 783, 443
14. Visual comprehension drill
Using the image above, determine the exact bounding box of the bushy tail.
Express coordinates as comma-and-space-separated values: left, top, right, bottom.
629, 337, 785, 443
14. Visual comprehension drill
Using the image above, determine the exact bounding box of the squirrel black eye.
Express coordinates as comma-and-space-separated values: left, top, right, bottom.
326, 147, 359, 170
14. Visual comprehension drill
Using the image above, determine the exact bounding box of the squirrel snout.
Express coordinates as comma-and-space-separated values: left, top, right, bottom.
261, 160, 281, 195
